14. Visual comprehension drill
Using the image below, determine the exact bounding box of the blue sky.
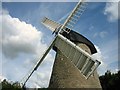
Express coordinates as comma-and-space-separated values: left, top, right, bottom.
1, 1, 119, 88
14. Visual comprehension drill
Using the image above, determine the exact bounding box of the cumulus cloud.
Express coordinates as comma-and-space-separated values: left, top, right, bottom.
92, 45, 107, 75
92, 38, 118, 75
1, 9, 55, 88
1, 9, 47, 59
92, 45, 103, 61
0, 75, 5, 82
27, 52, 55, 88
104, 2, 119, 22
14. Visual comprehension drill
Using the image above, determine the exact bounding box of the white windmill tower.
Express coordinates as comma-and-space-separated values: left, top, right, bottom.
22, 0, 102, 88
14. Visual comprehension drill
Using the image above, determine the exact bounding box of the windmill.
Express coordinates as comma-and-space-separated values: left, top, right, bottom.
22, 0, 101, 88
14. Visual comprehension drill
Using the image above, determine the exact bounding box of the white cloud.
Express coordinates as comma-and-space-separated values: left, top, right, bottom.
27, 53, 55, 88
1, 9, 55, 88
98, 39, 118, 75
89, 25, 94, 31
93, 31, 108, 38
1, 9, 47, 59
0, 75, 5, 83
115, 68, 119, 73
104, 2, 119, 22
92, 45, 103, 61
84, 38, 118, 76
92, 45, 107, 75
99, 31, 108, 38
21, 51, 55, 88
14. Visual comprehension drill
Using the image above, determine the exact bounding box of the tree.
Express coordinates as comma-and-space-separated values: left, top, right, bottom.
99, 70, 120, 90
1, 79, 23, 90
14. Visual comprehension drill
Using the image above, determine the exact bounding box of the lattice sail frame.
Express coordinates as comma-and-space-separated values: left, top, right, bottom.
22, 0, 101, 86
59, 0, 87, 33
40, 0, 101, 78
54, 34, 100, 79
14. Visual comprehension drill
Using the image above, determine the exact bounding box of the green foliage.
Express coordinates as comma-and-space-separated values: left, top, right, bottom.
1, 79, 23, 90
99, 70, 120, 90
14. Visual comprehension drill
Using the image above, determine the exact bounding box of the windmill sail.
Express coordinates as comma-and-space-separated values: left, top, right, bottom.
22, 0, 101, 87
42, 19, 97, 54
54, 34, 100, 79
22, 36, 57, 87
41, 0, 87, 34
22, 33, 100, 86
42, 17, 61, 32
59, 0, 87, 33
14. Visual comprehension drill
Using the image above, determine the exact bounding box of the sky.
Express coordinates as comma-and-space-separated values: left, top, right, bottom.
0, 0, 119, 88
